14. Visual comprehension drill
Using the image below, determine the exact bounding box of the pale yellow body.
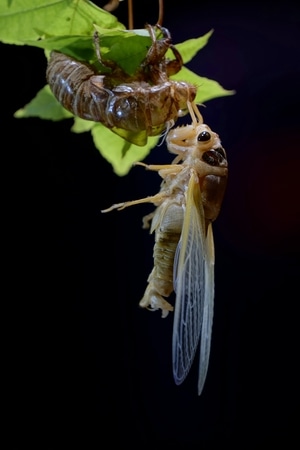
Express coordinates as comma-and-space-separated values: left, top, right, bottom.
102, 102, 228, 394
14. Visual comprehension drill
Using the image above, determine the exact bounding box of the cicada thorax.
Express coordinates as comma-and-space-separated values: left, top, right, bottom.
46, 24, 197, 144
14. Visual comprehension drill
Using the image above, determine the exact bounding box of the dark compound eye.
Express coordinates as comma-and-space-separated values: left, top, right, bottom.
197, 131, 211, 142
215, 146, 226, 159
202, 151, 218, 166
202, 149, 224, 166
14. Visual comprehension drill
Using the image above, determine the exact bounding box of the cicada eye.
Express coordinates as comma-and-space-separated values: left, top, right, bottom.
215, 146, 227, 159
197, 131, 211, 142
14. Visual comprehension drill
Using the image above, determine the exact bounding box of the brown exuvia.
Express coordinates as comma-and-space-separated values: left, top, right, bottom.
46, 25, 197, 145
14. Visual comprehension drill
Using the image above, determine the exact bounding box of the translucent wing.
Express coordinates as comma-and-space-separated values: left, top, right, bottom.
172, 170, 215, 395
198, 221, 215, 395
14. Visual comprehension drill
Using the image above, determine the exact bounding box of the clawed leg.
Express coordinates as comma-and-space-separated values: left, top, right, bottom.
93, 30, 119, 71
134, 161, 183, 178
93, 31, 103, 64
101, 192, 168, 213
142, 211, 155, 229
165, 44, 183, 77
144, 24, 171, 67
143, 24, 183, 78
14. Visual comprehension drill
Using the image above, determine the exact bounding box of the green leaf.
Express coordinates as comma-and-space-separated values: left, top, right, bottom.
97, 29, 152, 75
23, 29, 152, 71
0, 0, 124, 45
171, 66, 235, 104
195, 77, 236, 104
24, 35, 96, 61
169, 29, 214, 64
91, 123, 160, 176
110, 127, 150, 147
14, 84, 73, 120
71, 117, 95, 133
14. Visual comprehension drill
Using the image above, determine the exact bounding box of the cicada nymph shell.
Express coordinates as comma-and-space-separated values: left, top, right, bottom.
46, 25, 197, 146
102, 102, 228, 395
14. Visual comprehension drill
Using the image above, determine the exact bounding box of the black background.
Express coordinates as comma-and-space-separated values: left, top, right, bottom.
3, 0, 299, 447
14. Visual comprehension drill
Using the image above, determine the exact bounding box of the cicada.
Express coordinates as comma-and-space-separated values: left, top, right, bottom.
46, 24, 197, 146
102, 102, 228, 395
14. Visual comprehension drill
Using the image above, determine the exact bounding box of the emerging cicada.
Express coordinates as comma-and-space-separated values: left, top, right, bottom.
46, 24, 197, 146
102, 102, 228, 395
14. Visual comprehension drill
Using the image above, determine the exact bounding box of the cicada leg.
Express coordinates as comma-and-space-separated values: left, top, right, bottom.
101, 162, 183, 213
165, 44, 184, 76
144, 24, 171, 67
101, 192, 169, 213
134, 161, 183, 178
142, 211, 156, 229
93, 31, 121, 73
142, 24, 184, 79
93, 31, 104, 65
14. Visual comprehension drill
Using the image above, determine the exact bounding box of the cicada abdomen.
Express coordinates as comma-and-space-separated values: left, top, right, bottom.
102, 102, 228, 394
46, 25, 197, 146
139, 202, 184, 317
46, 51, 110, 122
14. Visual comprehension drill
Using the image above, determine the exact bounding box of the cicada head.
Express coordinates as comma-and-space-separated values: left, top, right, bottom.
167, 121, 220, 158
167, 112, 228, 223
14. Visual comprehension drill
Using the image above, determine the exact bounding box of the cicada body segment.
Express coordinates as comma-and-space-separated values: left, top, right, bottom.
46, 51, 110, 122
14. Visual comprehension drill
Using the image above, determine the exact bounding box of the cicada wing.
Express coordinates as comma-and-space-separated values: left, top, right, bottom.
172, 171, 207, 386
197, 222, 215, 395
